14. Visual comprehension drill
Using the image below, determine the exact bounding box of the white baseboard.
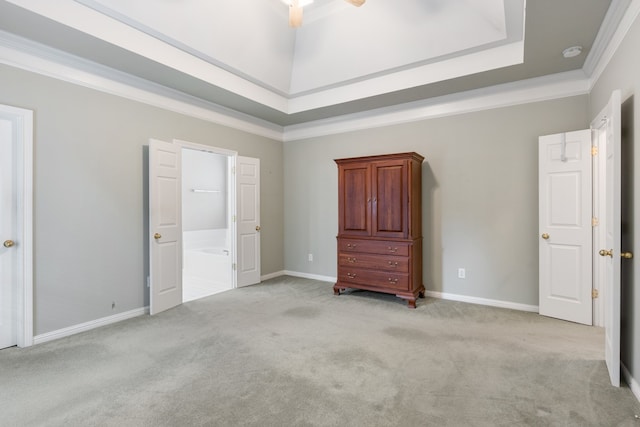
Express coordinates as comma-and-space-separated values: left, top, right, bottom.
281, 272, 538, 312
622, 363, 640, 402
260, 270, 285, 281
283, 270, 336, 283
425, 290, 539, 313
33, 307, 149, 345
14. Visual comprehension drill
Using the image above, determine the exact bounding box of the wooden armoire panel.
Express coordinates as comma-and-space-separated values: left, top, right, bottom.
338, 162, 370, 236
342, 166, 368, 233
334, 152, 424, 308
372, 160, 406, 238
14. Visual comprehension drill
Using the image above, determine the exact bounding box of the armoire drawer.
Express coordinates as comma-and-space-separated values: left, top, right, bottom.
338, 268, 409, 291
338, 253, 409, 273
338, 239, 410, 256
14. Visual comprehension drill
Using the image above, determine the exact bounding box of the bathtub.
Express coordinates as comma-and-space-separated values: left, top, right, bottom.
184, 246, 232, 285
183, 229, 232, 286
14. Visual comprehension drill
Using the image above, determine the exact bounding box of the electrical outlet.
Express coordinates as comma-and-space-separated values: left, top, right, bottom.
308, 253, 313, 262
458, 268, 466, 279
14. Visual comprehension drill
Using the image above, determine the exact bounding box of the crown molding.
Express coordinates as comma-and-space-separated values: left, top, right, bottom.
0, 30, 284, 141
285, 0, 640, 141
1, 0, 637, 144
0, 30, 591, 143
6, 0, 289, 112
586, 0, 640, 89
282, 70, 590, 141
287, 41, 524, 113
583, 0, 631, 77
8, 0, 525, 114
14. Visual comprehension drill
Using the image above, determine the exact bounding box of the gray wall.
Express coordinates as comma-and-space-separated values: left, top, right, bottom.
284, 96, 589, 306
590, 12, 640, 387
0, 64, 284, 335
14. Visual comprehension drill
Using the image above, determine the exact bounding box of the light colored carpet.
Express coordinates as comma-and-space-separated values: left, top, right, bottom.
1, 276, 639, 426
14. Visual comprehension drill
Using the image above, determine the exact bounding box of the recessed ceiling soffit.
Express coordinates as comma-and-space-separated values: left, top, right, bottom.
64, 0, 525, 114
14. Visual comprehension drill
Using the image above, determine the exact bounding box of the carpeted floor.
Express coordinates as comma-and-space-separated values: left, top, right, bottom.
1, 276, 639, 426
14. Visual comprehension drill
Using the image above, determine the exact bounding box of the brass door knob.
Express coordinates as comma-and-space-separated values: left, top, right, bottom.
621, 252, 634, 259
541, 233, 550, 240
3, 240, 15, 248
599, 249, 613, 257
154, 233, 162, 240
255, 225, 261, 231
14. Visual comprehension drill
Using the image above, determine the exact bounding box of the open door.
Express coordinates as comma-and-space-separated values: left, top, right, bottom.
149, 139, 182, 315
0, 114, 17, 349
538, 130, 593, 325
236, 156, 261, 287
0, 105, 33, 348
592, 90, 623, 387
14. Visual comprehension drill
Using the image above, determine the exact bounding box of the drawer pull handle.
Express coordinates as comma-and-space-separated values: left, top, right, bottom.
347, 273, 357, 279
388, 247, 398, 253
388, 261, 398, 267
347, 243, 358, 249
388, 278, 398, 283
347, 257, 357, 263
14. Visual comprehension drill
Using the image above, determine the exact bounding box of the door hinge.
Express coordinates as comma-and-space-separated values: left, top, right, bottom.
592, 289, 599, 299
232, 263, 237, 271
232, 166, 236, 175
233, 215, 236, 222
591, 146, 598, 156
592, 217, 599, 227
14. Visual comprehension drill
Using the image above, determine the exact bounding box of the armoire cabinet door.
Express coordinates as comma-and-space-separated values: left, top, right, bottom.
371, 159, 408, 238
338, 162, 371, 236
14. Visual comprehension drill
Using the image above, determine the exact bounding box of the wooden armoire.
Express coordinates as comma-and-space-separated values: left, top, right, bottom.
334, 152, 424, 308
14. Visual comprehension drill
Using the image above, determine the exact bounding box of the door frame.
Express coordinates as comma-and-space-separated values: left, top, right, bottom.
0, 104, 33, 347
174, 139, 238, 291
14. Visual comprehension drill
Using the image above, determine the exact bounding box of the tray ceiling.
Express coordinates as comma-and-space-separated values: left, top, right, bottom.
0, 0, 618, 127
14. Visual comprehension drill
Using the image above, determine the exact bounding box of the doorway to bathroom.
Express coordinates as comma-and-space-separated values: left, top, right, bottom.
181, 145, 235, 302
149, 138, 261, 313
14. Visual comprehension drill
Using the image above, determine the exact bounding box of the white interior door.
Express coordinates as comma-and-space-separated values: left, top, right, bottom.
0, 105, 33, 348
236, 156, 260, 287
538, 130, 592, 325
0, 116, 17, 349
593, 90, 622, 387
149, 139, 182, 315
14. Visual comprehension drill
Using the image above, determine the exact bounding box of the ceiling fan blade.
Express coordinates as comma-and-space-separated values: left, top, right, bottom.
289, 0, 303, 27
344, 0, 366, 6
